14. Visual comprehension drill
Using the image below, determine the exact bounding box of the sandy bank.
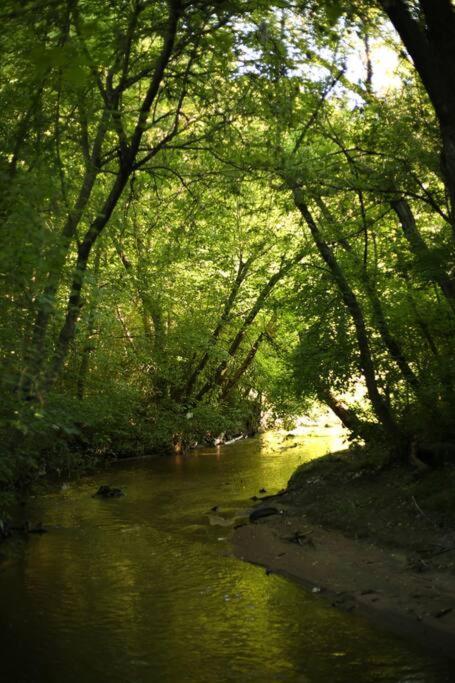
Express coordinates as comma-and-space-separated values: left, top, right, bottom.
233, 450, 455, 658
234, 513, 455, 657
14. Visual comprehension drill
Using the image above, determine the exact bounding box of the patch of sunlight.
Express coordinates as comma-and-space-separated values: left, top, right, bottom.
345, 35, 402, 96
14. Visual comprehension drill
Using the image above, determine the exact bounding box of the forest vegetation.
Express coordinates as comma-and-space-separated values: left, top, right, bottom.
1, 0, 455, 512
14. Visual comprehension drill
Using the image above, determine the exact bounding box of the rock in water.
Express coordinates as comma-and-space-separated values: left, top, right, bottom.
249, 507, 280, 523
109, 488, 124, 498
95, 485, 124, 498
29, 522, 47, 534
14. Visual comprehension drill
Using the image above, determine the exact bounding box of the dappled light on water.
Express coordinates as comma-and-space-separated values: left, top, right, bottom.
0, 435, 451, 682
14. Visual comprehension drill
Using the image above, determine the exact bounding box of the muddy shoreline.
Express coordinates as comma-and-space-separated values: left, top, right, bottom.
233, 450, 455, 659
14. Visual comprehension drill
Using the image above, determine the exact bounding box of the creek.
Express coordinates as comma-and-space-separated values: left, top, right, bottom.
0, 432, 452, 682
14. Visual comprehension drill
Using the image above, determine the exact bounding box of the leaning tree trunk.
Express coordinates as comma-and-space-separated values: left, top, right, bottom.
184, 257, 252, 399
291, 185, 401, 444
220, 330, 266, 400
44, 171, 130, 391
196, 247, 307, 402
321, 390, 377, 441
316, 195, 421, 395
391, 198, 455, 313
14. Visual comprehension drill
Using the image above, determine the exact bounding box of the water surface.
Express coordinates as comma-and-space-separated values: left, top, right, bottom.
0, 432, 453, 682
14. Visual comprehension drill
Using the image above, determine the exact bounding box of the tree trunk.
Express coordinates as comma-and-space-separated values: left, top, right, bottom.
292, 186, 401, 442
196, 247, 307, 402
379, 0, 455, 225
220, 330, 266, 400
76, 249, 101, 400
316, 195, 421, 394
44, 172, 130, 390
391, 198, 455, 313
321, 390, 375, 440
184, 257, 251, 399
41, 0, 183, 393
19, 109, 109, 397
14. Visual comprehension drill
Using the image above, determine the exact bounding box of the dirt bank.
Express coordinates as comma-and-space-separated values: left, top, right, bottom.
233, 449, 455, 657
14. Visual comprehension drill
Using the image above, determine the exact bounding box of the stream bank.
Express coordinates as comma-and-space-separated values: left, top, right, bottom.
233, 448, 455, 658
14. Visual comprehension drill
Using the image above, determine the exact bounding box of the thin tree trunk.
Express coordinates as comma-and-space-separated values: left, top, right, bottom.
76, 310, 95, 400
196, 247, 307, 402
392, 243, 442, 358
44, 171, 130, 390
76, 249, 101, 400
19, 109, 110, 397
42, 0, 183, 392
184, 257, 251, 399
116, 305, 136, 351
392, 198, 455, 313
113, 236, 169, 394
316, 195, 421, 393
395, 252, 455, 405
291, 186, 401, 442
220, 330, 266, 400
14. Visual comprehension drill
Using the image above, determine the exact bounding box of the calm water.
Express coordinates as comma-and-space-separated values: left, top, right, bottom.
0, 432, 453, 682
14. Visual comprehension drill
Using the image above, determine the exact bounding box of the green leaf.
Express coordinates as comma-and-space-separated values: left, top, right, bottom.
325, 0, 344, 26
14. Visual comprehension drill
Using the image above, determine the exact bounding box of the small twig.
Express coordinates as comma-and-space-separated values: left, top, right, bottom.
411, 496, 440, 529
426, 546, 455, 559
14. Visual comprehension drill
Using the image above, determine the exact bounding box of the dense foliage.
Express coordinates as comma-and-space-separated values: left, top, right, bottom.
1, 0, 454, 506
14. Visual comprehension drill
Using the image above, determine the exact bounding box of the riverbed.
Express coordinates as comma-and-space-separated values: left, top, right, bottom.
0, 432, 453, 682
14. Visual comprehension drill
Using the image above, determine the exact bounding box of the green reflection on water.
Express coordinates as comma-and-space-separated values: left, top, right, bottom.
0, 432, 452, 682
